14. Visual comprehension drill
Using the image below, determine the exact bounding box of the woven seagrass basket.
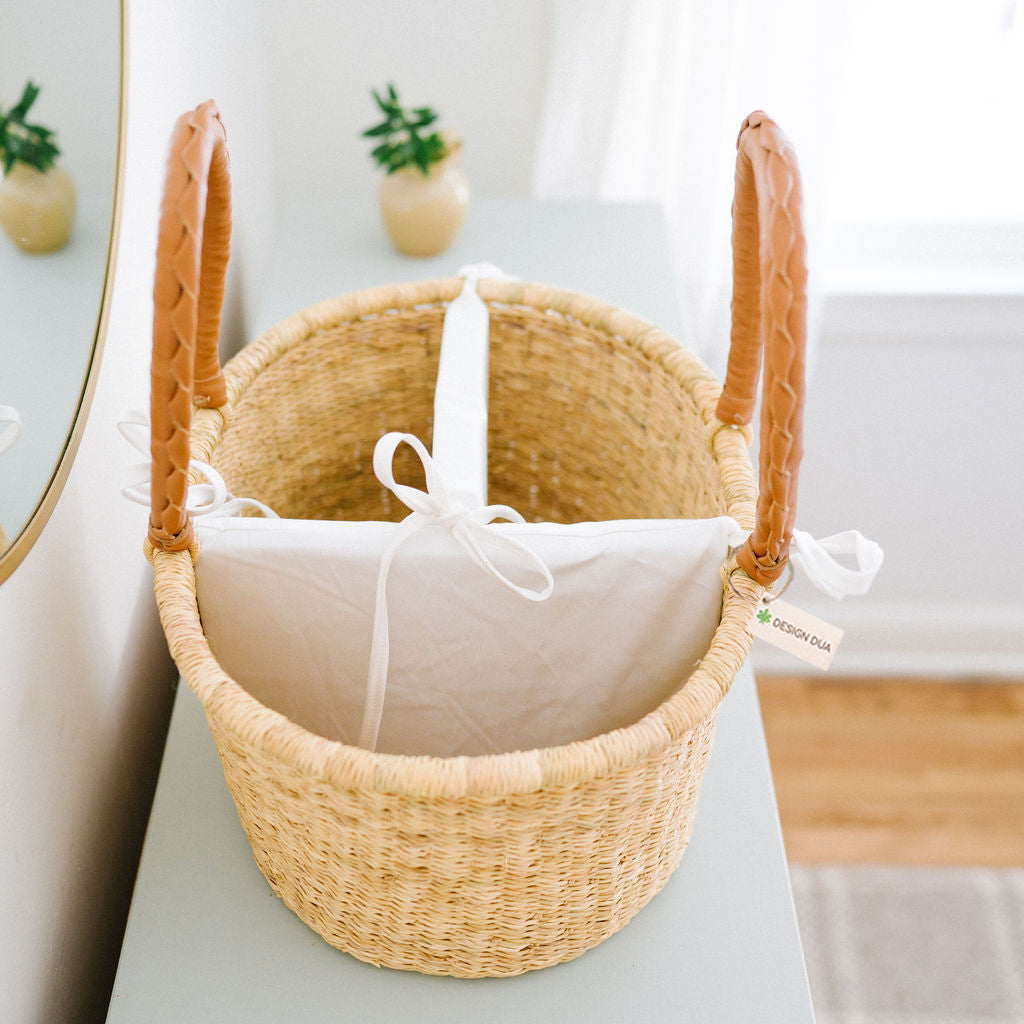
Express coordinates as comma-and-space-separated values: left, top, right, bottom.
145, 101, 806, 977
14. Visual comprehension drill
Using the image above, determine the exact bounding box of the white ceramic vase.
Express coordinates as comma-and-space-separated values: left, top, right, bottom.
377, 141, 469, 258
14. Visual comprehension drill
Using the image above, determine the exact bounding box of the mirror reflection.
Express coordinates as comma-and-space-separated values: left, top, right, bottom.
0, 1, 121, 571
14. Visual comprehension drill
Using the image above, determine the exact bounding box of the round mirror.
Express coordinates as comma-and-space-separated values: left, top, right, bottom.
0, 1, 124, 581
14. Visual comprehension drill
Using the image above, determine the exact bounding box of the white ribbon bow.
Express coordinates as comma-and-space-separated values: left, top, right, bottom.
0, 405, 22, 456
790, 528, 884, 601
118, 409, 278, 520
359, 431, 554, 751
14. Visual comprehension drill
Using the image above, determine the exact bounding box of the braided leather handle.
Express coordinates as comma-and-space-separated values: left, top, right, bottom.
716, 111, 807, 587
149, 100, 231, 551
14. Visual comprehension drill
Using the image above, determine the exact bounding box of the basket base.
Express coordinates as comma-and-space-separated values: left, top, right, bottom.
210, 708, 718, 978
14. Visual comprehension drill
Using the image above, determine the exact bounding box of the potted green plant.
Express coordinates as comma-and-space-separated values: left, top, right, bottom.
0, 81, 76, 253
362, 84, 469, 257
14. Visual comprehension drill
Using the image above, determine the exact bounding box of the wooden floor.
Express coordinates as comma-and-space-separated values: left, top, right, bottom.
757, 676, 1024, 867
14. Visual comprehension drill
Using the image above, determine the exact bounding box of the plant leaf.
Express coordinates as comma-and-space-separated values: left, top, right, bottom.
362, 83, 446, 175
372, 89, 396, 117
0, 80, 60, 173
9, 81, 40, 122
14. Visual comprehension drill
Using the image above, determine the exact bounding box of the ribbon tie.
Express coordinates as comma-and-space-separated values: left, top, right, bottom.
359, 432, 554, 750
0, 405, 22, 456
118, 409, 278, 521
789, 528, 884, 601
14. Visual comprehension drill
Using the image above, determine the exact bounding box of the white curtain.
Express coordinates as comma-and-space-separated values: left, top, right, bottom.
532, 0, 848, 374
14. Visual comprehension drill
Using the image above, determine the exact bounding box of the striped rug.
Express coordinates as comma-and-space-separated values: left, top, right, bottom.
790, 865, 1024, 1024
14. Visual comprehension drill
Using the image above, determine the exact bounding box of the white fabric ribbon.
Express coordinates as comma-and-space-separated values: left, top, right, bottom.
0, 405, 22, 455
790, 528, 884, 601
359, 431, 554, 750
117, 409, 278, 520
431, 263, 516, 508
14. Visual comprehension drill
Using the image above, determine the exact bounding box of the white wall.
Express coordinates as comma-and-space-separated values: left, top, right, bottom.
259, 0, 551, 210
752, 289, 1024, 677
0, 4, 274, 1021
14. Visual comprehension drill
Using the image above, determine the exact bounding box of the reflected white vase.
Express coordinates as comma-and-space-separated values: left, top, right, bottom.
0, 162, 77, 253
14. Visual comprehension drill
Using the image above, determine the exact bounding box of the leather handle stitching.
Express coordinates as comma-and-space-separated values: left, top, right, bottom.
716, 111, 808, 587
149, 101, 231, 552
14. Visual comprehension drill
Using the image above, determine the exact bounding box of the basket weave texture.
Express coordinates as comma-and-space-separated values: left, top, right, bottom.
147, 102, 805, 977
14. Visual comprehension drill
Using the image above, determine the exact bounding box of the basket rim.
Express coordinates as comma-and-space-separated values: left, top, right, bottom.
153, 277, 762, 799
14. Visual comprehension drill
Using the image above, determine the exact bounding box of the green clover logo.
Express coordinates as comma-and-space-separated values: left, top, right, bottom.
756, 608, 772, 625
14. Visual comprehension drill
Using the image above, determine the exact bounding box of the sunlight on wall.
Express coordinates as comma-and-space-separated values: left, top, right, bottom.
830, 0, 1024, 224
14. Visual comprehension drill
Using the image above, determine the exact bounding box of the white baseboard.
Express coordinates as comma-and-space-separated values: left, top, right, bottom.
748, 601, 1024, 679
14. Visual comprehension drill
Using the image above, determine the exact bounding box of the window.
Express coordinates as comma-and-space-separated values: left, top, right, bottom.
829, 0, 1024, 226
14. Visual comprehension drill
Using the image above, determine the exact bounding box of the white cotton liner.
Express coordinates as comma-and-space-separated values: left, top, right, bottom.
195, 513, 744, 756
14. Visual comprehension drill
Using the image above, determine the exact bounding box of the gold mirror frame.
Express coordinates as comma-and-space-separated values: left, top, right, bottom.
0, 2, 126, 584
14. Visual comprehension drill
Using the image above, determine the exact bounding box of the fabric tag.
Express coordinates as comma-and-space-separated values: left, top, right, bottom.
749, 597, 844, 670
